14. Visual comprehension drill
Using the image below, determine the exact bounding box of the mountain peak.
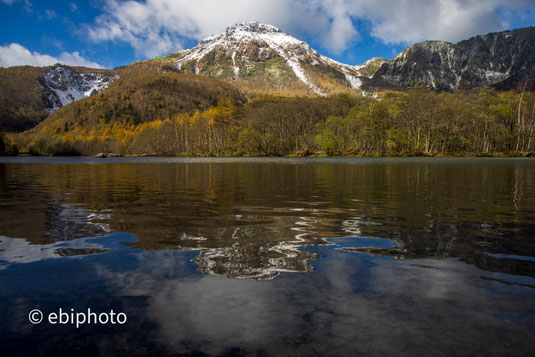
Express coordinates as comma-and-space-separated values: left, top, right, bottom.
225, 21, 281, 35
199, 20, 302, 47
168, 22, 364, 96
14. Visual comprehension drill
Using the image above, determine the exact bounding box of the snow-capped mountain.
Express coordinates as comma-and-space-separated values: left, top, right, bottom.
367, 26, 535, 91
4, 23, 535, 134
161, 21, 366, 95
42, 65, 117, 114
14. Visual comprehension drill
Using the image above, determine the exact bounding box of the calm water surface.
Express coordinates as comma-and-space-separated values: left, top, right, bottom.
0, 157, 534, 356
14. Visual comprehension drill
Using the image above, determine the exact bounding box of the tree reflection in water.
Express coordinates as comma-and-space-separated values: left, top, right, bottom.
0, 157, 534, 279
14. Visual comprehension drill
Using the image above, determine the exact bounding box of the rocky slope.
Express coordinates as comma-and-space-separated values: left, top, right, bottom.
367, 26, 535, 91
0, 64, 116, 132
155, 21, 367, 96
357, 57, 389, 77
42, 65, 117, 114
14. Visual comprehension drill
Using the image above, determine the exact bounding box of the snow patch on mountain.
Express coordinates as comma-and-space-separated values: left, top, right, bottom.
343, 73, 362, 89
231, 51, 239, 80
484, 69, 510, 83
322, 56, 363, 89
286, 56, 324, 95
42, 65, 117, 114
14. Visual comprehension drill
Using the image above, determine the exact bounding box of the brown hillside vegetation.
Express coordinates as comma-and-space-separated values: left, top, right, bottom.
0, 66, 49, 132
44, 71, 244, 127
13, 92, 358, 156
11, 85, 535, 157
13, 70, 246, 155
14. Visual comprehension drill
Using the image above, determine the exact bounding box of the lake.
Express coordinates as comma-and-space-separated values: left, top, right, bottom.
1, 157, 534, 356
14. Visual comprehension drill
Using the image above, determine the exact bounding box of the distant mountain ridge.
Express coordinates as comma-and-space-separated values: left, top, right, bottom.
366, 26, 535, 91
155, 22, 535, 94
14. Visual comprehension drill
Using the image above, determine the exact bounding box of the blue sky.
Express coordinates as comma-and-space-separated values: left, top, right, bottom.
1, 0, 534, 69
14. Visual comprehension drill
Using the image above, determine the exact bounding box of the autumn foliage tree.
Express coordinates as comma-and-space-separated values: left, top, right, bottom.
12, 78, 535, 157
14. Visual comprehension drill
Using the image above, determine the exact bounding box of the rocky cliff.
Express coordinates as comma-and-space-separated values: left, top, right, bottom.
42, 65, 117, 114
367, 26, 535, 91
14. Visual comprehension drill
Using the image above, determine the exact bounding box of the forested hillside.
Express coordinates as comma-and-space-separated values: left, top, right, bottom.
10, 84, 535, 157
0, 66, 49, 132
4, 23, 535, 157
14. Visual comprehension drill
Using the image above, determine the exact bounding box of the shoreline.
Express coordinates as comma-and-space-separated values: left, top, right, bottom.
8, 151, 535, 159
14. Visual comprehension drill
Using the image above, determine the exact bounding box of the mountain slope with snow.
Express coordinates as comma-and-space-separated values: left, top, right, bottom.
156, 22, 535, 94
367, 26, 535, 91
0, 65, 117, 132
43, 65, 117, 114
157, 22, 366, 96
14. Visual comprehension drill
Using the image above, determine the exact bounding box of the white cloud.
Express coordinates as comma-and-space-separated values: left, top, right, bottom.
57, 51, 102, 68
350, 0, 504, 44
44, 9, 57, 19
85, 0, 353, 57
0, 43, 102, 68
84, 0, 535, 58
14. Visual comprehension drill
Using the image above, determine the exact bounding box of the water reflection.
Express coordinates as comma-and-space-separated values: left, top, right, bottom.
2, 236, 533, 356
0, 158, 534, 279
0, 235, 109, 268
1, 158, 535, 355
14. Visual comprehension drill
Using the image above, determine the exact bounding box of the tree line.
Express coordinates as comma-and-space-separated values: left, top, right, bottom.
10, 85, 535, 157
